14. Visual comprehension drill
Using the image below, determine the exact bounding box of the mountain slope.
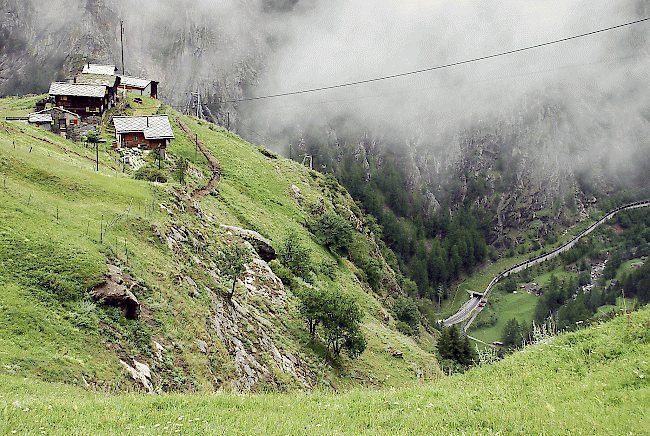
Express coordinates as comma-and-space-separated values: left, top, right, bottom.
0, 94, 438, 393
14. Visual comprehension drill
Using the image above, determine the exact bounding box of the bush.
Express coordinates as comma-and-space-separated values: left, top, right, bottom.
396, 320, 414, 336
393, 296, 421, 332
296, 286, 366, 358
173, 158, 188, 185
308, 211, 354, 254
134, 165, 167, 183
278, 230, 313, 280
268, 260, 298, 291
349, 238, 384, 292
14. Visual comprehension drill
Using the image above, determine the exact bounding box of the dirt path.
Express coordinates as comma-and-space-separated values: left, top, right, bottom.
174, 116, 222, 200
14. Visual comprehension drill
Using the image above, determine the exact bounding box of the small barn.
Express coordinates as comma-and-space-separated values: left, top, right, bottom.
118, 75, 159, 99
27, 107, 83, 140
27, 112, 52, 130
48, 82, 108, 121
113, 115, 174, 158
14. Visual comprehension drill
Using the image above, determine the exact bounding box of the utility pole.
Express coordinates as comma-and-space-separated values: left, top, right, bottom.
196, 88, 201, 119
96, 142, 99, 171
227, 111, 230, 131
120, 20, 125, 75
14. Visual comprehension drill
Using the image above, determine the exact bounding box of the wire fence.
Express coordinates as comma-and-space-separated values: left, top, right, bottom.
0, 172, 161, 264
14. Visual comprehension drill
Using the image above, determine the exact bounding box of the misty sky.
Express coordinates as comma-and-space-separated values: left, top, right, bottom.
247, 0, 647, 128
15, 0, 650, 175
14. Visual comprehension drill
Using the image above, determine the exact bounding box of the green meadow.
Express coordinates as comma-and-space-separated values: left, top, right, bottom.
1, 304, 649, 435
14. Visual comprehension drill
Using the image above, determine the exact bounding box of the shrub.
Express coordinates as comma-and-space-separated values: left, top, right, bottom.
173, 158, 188, 185
216, 244, 252, 300
308, 211, 353, 254
134, 165, 167, 183
396, 320, 414, 336
268, 260, 298, 291
278, 230, 313, 280
295, 286, 366, 358
393, 296, 421, 332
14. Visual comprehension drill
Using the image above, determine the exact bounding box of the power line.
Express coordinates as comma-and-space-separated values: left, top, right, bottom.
247, 53, 643, 114
226, 17, 650, 104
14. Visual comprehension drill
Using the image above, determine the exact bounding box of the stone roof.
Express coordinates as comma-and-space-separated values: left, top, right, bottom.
113, 115, 174, 140
49, 82, 107, 98
118, 75, 152, 89
82, 64, 117, 76
28, 113, 52, 123
75, 73, 118, 87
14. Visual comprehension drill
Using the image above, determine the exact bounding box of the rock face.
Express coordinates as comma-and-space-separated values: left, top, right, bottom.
210, 257, 314, 391
120, 359, 153, 393
220, 225, 276, 262
91, 264, 140, 319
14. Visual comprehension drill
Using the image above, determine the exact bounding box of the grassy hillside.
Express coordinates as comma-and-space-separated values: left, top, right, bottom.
0, 94, 439, 393
1, 301, 649, 435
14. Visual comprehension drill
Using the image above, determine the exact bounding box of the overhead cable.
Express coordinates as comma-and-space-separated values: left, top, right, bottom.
225, 17, 650, 103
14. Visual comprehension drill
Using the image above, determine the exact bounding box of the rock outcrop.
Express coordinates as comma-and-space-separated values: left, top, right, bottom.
220, 225, 276, 262
210, 257, 314, 391
91, 264, 140, 319
120, 359, 153, 393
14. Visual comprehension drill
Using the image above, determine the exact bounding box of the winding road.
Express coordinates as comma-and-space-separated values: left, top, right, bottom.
442, 199, 650, 331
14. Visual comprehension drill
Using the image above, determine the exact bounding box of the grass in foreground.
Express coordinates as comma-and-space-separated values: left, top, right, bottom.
2, 305, 649, 435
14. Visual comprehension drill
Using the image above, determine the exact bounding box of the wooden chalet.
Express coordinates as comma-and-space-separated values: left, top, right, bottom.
75, 73, 120, 105
48, 82, 109, 121
113, 115, 174, 158
118, 75, 158, 99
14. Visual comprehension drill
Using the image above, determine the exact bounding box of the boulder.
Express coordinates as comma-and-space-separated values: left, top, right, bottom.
220, 225, 276, 262
121, 359, 153, 393
91, 264, 140, 319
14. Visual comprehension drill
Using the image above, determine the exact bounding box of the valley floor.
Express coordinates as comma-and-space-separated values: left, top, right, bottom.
2, 305, 649, 435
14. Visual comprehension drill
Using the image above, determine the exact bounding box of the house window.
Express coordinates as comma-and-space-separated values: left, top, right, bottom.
61, 96, 67, 101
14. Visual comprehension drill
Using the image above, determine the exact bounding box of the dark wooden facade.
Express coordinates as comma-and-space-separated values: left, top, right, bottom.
53, 95, 106, 120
